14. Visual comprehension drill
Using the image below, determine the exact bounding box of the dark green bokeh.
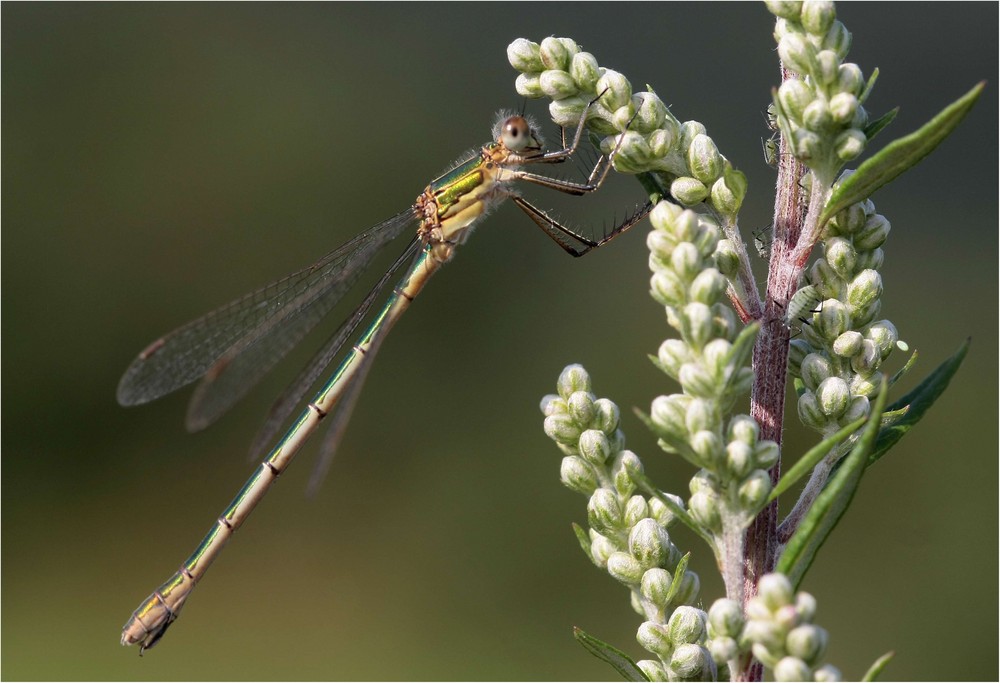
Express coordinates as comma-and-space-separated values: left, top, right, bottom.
3, 3, 996, 680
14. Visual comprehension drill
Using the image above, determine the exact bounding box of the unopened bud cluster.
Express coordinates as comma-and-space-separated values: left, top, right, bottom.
765, 0, 869, 182
789, 190, 899, 435
743, 574, 842, 682
647, 201, 777, 534
541, 365, 711, 676
507, 37, 746, 219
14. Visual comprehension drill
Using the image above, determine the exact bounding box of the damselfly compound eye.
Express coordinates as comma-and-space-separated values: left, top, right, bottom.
500, 116, 534, 152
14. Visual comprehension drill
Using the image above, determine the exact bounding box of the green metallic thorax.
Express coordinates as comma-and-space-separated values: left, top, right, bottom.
428, 153, 489, 219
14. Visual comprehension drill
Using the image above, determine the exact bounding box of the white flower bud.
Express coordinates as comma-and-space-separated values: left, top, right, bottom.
690, 269, 727, 305
556, 364, 590, 397
825, 237, 857, 279
507, 38, 543, 72
539, 393, 565, 416
548, 95, 588, 127
590, 532, 615, 568
777, 78, 814, 122
607, 551, 644, 585
786, 624, 828, 664
634, 92, 668, 133
651, 394, 689, 439
755, 440, 780, 470
822, 20, 852, 60
708, 636, 738, 664
630, 518, 673, 568
847, 269, 882, 310
836, 128, 867, 161
778, 33, 816, 77
514, 72, 543, 98
727, 440, 755, 478
689, 490, 722, 532
671, 177, 710, 206
687, 134, 723, 184
815, 49, 840, 87
774, 656, 812, 682
801, 1, 836, 36
623, 494, 650, 528
544, 413, 581, 445
795, 590, 817, 622
587, 488, 623, 535
539, 36, 576, 71
758, 573, 794, 609
651, 268, 686, 307
866, 320, 898, 359
850, 339, 880, 376
829, 92, 859, 125
569, 51, 600, 92
560, 456, 598, 495
637, 659, 669, 681
683, 302, 715, 349
765, 1, 802, 21
669, 643, 716, 681
855, 213, 891, 251
738, 470, 772, 510
692, 430, 725, 469
637, 621, 674, 658
566, 390, 595, 426
837, 63, 864, 96
813, 663, 843, 681
596, 68, 632, 111
658, 339, 689, 378
641, 567, 673, 607
668, 606, 708, 645
841, 394, 870, 423
803, 99, 833, 132
817, 377, 850, 418
708, 598, 745, 637
798, 391, 827, 430
832, 331, 863, 357
578, 429, 611, 465
539, 69, 578, 100
649, 126, 678, 157
673, 570, 700, 606
800, 353, 832, 391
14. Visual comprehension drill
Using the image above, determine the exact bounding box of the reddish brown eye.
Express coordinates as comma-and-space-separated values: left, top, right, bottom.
500, 116, 533, 152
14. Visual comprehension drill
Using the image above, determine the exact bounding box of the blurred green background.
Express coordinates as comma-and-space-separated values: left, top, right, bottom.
3, 3, 996, 680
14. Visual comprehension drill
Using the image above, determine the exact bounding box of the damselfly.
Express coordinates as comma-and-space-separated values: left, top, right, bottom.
118, 95, 650, 653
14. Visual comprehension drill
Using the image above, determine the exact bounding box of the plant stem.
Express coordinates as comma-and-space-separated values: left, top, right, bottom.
738, 64, 814, 683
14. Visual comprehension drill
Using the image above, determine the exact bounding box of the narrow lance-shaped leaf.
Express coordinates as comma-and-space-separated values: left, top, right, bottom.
663, 552, 692, 607
863, 107, 898, 142
768, 416, 866, 504
820, 81, 984, 226
862, 650, 896, 682
831, 338, 968, 476
572, 522, 597, 566
573, 627, 649, 682
776, 376, 889, 589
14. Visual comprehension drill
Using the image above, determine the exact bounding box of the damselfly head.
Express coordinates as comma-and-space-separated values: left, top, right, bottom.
494, 113, 543, 154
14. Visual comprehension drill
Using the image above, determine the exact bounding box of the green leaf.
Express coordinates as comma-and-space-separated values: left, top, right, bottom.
887, 347, 919, 388
859, 67, 880, 105
830, 338, 968, 479
664, 552, 692, 607
573, 627, 649, 681
862, 651, 895, 681
572, 522, 596, 565
767, 416, 866, 504
863, 107, 898, 141
776, 377, 889, 589
820, 81, 984, 226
